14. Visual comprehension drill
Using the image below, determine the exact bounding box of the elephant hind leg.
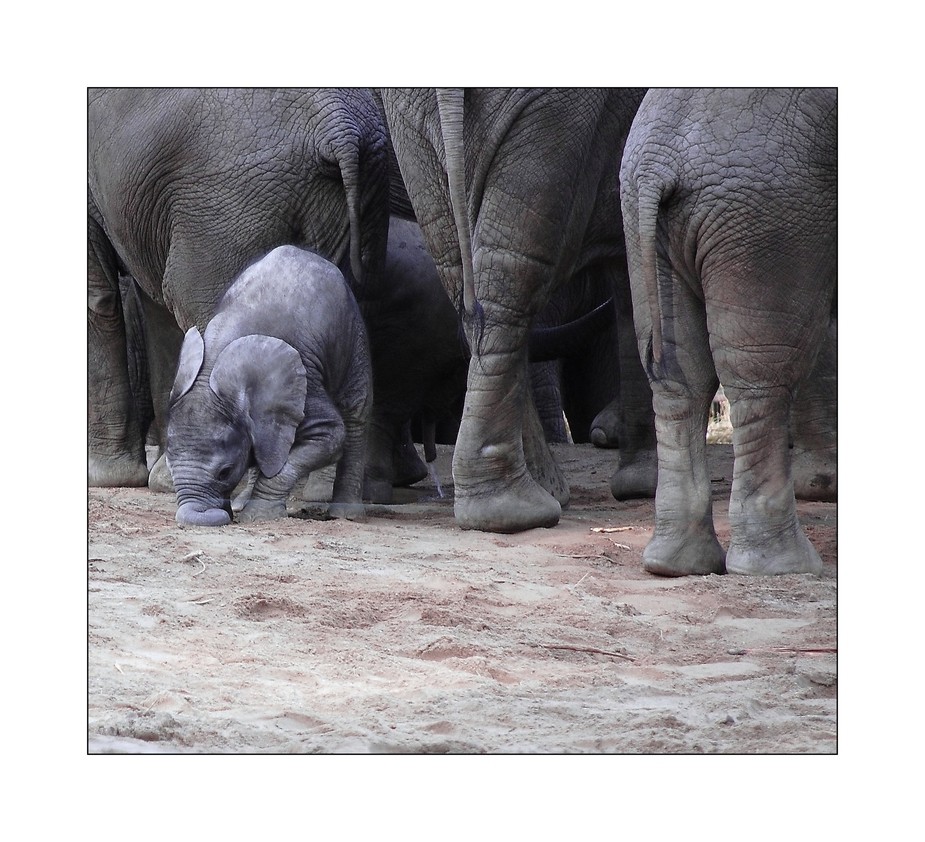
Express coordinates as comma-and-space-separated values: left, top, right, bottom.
722, 384, 822, 576
709, 292, 828, 576
452, 341, 562, 533
87, 215, 149, 487
644, 385, 725, 576
790, 320, 837, 502
638, 264, 724, 576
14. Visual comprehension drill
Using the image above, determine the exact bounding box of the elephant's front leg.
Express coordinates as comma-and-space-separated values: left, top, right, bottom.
238, 402, 347, 523
453, 309, 563, 533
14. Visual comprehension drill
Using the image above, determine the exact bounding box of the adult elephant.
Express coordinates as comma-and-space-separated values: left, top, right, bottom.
88, 88, 390, 488
620, 88, 837, 576
379, 88, 652, 532
362, 214, 620, 502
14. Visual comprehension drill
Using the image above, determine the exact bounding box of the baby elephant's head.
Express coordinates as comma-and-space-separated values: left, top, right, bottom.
166, 327, 307, 527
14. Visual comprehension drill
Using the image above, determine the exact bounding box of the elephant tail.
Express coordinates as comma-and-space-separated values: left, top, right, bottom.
436, 88, 479, 323
632, 177, 669, 368
528, 298, 616, 362
337, 145, 366, 288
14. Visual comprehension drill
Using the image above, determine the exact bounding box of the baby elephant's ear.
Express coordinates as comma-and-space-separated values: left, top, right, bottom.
170, 327, 205, 404
210, 335, 307, 478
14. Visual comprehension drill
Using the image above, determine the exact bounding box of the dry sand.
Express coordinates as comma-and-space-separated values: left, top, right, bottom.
88, 442, 836, 754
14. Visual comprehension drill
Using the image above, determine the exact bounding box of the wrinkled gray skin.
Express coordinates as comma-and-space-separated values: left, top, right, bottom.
119, 274, 156, 453
379, 88, 653, 532
167, 246, 371, 526
372, 109, 640, 483
620, 88, 836, 576
88, 88, 388, 489
365, 215, 631, 502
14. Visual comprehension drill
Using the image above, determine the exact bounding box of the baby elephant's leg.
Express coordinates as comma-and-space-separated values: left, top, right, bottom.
238, 397, 346, 523
329, 413, 368, 521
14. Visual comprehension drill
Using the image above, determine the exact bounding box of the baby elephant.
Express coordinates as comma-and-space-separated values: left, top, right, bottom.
166, 246, 372, 526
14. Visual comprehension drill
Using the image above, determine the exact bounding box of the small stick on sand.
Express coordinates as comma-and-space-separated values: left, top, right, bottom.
527, 642, 635, 662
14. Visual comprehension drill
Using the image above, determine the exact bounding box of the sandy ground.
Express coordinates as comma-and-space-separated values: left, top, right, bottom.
87, 442, 837, 754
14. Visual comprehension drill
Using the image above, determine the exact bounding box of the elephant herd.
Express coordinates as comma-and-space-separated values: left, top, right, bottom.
88, 87, 837, 578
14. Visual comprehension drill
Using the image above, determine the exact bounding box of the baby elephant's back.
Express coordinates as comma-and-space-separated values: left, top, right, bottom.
206, 245, 365, 385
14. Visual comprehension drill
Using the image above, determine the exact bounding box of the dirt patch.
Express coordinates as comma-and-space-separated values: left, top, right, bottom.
88, 443, 836, 753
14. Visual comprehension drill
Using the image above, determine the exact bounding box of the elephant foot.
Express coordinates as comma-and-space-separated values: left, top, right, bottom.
609, 450, 658, 500
147, 453, 175, 494
231, 469, 257, 512
329, 500, 367, 522
725, 527, 823, 576
792, 450, 837, 502
392, 447, 428, 488
454, 475, 561, 533
237, 498, 287, 523
298, 465, 336, 502
589, 406, 621, 449
363, 475, 394, 504
642, 532, 727, 577
88, 452, 149, 488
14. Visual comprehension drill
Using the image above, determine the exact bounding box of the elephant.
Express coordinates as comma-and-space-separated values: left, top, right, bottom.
378, 87, 653, 532
167, 246, 372, 526
88, 88, 389, 490
361, 216, 641, 504
359, 214, 470, 502
620, 87, 837, 576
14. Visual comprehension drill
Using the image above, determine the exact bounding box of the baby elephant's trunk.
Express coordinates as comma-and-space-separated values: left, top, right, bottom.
175, 499, 233, 527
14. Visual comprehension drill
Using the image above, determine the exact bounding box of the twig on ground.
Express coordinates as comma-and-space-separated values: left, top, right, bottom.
568, 572, 590, 590
729, 646, 836, 655
180, 551, 207, 576
527, 641, 635, 662
591, 526, 634, 533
